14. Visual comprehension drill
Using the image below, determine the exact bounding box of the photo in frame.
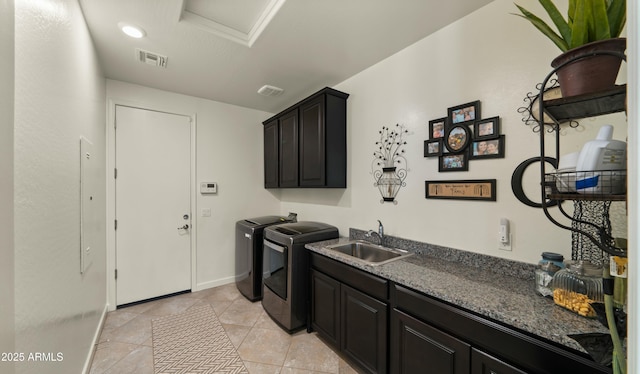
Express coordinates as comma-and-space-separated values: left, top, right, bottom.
447, 100, 480, 126
425, 179, 496, 201
474, 116, 500, 140
424, 139, 442, 157
439, 151, 468, 172
470, 135, 505, 159
444, 124, 471, 153
428, 117, 447, 139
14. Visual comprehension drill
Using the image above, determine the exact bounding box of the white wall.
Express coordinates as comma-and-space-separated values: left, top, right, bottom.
13, 1, 107, 373
105, 80, 280, 303
279, 0, 628, 265
0, 0, 15, 372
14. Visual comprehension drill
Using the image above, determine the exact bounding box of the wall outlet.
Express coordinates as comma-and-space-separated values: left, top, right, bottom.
498, 234, 512, 251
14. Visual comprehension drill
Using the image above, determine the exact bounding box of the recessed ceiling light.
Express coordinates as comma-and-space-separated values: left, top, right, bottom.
118, 22, 146, 38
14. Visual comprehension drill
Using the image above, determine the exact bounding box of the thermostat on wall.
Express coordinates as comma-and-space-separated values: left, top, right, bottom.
200, 182, 218, 194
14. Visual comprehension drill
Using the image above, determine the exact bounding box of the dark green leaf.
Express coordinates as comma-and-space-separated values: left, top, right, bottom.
513, 4, 568, 51
607, 0, 626, 37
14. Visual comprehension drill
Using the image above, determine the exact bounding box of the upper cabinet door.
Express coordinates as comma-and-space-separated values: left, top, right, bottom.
279, 109, 299, 188
262, 87, 348, 189
299, 96, 326, 187
263, 119, 279, 188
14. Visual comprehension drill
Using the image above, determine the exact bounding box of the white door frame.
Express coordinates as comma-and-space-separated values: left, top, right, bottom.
106, 99, 197, 311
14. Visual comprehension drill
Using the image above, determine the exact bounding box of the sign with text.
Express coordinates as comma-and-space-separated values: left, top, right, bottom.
425, 179, 496, 201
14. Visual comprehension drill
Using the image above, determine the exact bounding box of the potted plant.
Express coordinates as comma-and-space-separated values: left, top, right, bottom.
514, 0, 626, 97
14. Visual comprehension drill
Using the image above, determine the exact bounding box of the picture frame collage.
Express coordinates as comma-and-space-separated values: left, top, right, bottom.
424, 100, 505, 172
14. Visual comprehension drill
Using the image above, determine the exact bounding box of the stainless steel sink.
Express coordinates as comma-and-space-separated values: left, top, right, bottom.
326, 240, 412, 265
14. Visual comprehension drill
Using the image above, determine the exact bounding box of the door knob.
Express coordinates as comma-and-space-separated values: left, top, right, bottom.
178, 224, 189, 230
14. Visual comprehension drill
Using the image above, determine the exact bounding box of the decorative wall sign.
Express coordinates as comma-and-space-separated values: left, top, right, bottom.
372, 124, 409, 204
425, 179, 496, 201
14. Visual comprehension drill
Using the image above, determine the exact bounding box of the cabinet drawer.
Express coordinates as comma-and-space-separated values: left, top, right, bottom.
311, 252, 388, 300
471, 348, 528, 374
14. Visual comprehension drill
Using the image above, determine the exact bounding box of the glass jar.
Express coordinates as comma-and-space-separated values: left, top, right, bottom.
551, 260, 603, 318
535, 252, 564, 297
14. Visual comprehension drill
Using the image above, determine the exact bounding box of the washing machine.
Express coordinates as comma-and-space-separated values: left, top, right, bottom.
235, 214, 296, 301
262, 221, 339, 332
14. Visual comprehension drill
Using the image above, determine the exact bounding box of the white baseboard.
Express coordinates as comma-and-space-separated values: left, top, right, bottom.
194, 276, 236, 292
82, 304, 108, 374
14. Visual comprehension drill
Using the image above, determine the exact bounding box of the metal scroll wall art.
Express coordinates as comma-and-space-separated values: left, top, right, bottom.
517, 79, 578, 133
371, 124, 409, 204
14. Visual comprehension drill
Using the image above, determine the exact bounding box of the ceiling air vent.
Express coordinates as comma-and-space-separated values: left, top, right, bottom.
135, 48, 168, 68
257, 85, 284, 97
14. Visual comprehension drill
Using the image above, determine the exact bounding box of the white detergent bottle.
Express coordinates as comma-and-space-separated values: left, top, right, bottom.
576, 125, 626, 172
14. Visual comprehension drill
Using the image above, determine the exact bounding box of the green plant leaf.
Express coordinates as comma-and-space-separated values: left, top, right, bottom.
591, 0, 611, 41
539, 0, 572, 46
607, 0, 626, 37
513, 4, 568, 51
513, 0, 625, 51
569, 0, 588, 49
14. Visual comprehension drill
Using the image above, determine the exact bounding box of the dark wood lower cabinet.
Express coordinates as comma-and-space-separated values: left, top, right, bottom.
471, 348, 528, 374
309, 252, 609, 374
310, 253, 389, 374
341, 285, 387, 374
310, 269, 340, 347
391, 308, 470, 374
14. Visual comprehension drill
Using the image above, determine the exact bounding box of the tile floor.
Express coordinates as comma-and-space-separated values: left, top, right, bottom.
89, 283, 360, 374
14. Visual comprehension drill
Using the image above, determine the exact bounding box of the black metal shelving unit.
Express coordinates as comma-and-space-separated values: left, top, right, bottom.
536, 52, 628, 259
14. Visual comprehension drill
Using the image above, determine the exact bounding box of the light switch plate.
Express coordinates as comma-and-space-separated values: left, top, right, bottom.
498, 234, 512, 251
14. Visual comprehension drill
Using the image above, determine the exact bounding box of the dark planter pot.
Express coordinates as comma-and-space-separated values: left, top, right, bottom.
551, 38, 626, 97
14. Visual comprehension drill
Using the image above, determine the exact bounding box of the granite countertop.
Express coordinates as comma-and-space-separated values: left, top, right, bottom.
305, 236, 610, 354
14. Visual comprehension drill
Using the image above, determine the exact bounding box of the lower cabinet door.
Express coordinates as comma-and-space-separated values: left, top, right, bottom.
390, 308, 471, 374
471, 348, 528, 374
341, 284, 388, 374
310, 269, 340, 347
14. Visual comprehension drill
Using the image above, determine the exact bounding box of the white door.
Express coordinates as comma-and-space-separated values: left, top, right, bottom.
115, 105, 192, 305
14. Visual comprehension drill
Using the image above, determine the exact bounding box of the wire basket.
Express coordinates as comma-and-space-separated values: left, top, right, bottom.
549, 170, 626, 196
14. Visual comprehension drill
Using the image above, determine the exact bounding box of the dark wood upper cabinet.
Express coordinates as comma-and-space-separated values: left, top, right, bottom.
278, 109, 298, 188
262, 87, 348, 188
263, 119, 279, 188
299, 96, 325, 187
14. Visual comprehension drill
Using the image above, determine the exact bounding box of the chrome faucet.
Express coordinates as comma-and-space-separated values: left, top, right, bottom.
365, 220, 384, 245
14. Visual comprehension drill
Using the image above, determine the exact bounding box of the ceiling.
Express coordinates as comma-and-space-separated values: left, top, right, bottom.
79, 0, 493, 113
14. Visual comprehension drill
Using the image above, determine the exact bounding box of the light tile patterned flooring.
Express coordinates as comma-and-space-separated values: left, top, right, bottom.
89, 283, 359, 374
